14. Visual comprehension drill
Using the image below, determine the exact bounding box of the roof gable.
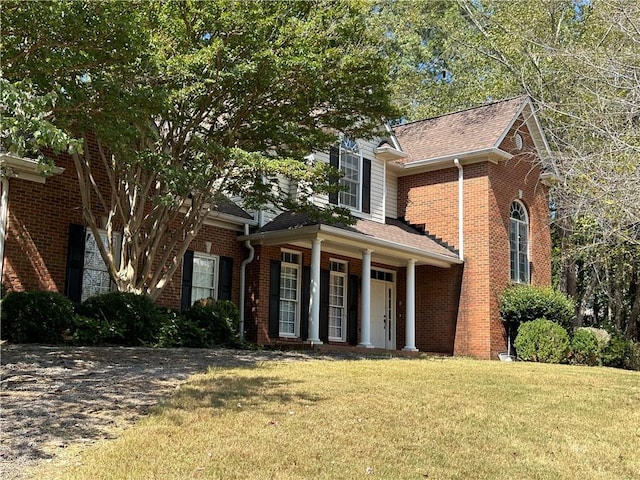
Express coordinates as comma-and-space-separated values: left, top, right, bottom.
392, 96, 548, 166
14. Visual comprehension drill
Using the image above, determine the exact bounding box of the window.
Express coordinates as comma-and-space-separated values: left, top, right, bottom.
329, 260, 347, 341
279, 251, 301, 337
81, 229, 121, 302
339, 138, 361, 209
510, 201, 529, 283
192, 253, 218, 304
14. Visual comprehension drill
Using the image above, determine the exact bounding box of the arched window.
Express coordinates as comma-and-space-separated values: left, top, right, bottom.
510, 201, 529, 283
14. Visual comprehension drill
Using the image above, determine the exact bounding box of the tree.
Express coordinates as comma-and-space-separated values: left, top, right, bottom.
375, 0, 640, 340
1, 0, 397, 299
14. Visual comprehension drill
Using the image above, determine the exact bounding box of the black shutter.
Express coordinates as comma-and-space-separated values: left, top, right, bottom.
319, 269, 330, 342
329, 146, 339, 205
65, 224, 86, 303
268, 260, 281, 338
218, 256, 234, 301
348, 274, 359, 345
181, 250, 194, 311
300, 266, 311, 341
362, 158, 372, 214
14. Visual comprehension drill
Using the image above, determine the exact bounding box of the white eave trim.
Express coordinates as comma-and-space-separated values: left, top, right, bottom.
392, 147, 512, 175
0, 153, 64, 183
374, 145, 409, 161
239, 223, 462, 268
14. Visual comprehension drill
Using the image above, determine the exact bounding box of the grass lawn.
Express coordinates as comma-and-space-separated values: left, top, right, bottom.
36, 357, 639, 480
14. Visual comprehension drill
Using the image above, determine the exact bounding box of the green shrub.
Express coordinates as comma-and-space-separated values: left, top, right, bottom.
626, 342, 640, 371
602, 333, 631, 369
182, 300, 239, 347
155, 310, 208, 348
500, 285, 575, 330
571, 328, 600, 366
72, 314, 125, 345
1, 291, 75, 344
77, 292, 163, 346
514, 318, 570, 363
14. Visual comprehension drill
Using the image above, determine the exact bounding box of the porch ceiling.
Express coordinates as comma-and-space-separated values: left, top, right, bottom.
239, 213, 462, 268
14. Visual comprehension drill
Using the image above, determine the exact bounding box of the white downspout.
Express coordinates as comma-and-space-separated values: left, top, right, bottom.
453, 159, 464, 261
239, 223, 255, 340
0, 177, 9, 285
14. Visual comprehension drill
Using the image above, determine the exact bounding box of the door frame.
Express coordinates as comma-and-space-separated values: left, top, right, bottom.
370, 271, 396, 350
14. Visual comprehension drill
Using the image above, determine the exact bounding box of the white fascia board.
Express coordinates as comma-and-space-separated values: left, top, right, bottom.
395, 148, 512, 176
0, 153, 64, 183
493, 98, 529, 149
239, 224, 462, 267
374, 145, 409, 161
494, 98, 552, 158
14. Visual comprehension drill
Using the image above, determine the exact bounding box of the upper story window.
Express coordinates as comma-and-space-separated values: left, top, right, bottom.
328, 139, 372, 215
510, 201, 529, 283
339, 138, 362, 209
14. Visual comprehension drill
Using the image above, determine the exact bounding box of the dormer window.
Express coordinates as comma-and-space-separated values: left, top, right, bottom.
328, 139, 371, 214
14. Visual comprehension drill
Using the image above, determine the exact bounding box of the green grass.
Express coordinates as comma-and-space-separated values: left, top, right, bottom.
37, 358, 639, 480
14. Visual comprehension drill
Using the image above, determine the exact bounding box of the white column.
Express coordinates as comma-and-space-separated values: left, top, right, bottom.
359, 248, 374, 348
403, 258, 418, 352
306, 237, 323, 344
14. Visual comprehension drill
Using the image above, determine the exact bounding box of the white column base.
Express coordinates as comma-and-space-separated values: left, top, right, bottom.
402, 346, 419, 352
305, 339, 323, 346
358, 342, 375, 348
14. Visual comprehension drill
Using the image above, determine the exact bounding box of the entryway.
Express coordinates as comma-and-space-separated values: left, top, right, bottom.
370, 273, 395, 349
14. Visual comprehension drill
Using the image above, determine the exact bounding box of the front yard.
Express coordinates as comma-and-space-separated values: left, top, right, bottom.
33, 355, 639, 480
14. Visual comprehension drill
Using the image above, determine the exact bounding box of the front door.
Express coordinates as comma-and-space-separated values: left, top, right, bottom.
370, 279, 395, 349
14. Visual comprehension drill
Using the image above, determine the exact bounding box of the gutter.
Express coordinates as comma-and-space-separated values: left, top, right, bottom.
453, 158, 464, 261
399, 147, 512, 173
238, 223, 255, 340
240, 223, 463, 266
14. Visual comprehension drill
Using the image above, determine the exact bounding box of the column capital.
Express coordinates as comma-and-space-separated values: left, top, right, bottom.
361, 248, 374, 255
407, 258, 417, 266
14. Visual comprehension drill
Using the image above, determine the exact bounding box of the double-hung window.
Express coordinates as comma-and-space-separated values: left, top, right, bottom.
81, 229, 121, 302
279, 251, 301, 337
339, 138, 362, 209
329, 260, 347, 342
192, 253, 218, 303
510, 201, 529, 283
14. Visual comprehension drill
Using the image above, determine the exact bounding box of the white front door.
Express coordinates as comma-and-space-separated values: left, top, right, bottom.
370, 279, 395, 349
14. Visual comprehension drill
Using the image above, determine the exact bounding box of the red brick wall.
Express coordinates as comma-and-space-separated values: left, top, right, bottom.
397, 118, 551, 359
3, 141, 248, 310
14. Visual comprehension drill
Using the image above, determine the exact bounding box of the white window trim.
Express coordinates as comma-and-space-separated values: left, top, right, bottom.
329, 259, 348, 342
339, 139, 363, 212
81, 228, 121, 302
279, 249, 301, 338
510, 200, 530, 284
191, 252, 219, 304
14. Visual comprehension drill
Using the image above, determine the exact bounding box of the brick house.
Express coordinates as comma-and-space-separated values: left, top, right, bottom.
0, 96, 552, 359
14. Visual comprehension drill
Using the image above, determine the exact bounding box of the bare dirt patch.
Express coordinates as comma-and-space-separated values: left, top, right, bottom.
0, 344, 360, 480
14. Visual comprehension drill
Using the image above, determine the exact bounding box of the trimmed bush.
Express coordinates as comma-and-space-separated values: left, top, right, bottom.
182, 300, 239, 347
156, 310, 208, 348
1, 291, 75, 344
514, 318, 570, 363
571, 328, 600, 366
77, 292, 164, 346
602, 333, 631, 369
500, 285, 575, 331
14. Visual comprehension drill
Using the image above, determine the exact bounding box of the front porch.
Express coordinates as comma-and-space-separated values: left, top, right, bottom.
241, 212, 463, 352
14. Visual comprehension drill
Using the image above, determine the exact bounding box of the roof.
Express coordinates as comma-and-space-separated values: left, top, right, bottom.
254, 212, 460, 262
393, 96, 529, 164
213, 195, 254, 220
